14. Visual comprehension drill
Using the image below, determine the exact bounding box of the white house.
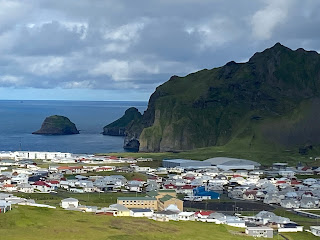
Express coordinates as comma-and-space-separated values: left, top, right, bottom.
245, 227, 273, 238
0, 200, 11, 213
280, 199, 300, 209
60, 198, 79, 209
178, 212, 196, 221
130, 208, 153, 217
152, 210, 179, 221
32, 181, 54, 193
300, 197, 319, 208
310, 226, 320, 237
278, 223, 303, 233
17, 183, 34, 193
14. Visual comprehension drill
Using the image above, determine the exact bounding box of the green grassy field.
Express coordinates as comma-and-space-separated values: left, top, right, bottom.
1, 202, 318, 239
0, 206, 256, 240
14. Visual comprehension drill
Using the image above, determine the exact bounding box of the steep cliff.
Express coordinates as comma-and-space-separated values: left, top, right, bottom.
103, 107, 142, 137
121, 43, 320, 152
33, 115, 79, 135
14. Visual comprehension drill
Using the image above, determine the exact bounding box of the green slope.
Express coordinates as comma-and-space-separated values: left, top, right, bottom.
119, 43, 320, 155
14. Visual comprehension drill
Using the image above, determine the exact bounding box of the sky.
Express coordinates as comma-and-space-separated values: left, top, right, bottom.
0, 0, 320, 101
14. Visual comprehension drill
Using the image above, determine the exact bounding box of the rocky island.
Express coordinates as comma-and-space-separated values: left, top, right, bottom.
109, 43, 320, 153
33, 115, 79, 135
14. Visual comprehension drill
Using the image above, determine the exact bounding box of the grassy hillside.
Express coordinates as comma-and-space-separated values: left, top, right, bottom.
116, 43, 320, 157
1, 206, 317, 240
1, 206, 256, 240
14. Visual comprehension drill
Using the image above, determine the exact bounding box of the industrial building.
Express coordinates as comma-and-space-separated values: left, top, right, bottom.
204, 157, 261, 170
162, 159, 211, 168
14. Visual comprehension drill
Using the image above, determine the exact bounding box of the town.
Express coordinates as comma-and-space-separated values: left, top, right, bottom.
1, 151, 320, 238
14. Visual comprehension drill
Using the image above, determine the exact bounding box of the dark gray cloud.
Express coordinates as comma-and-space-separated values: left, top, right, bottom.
0, 0, 320, 95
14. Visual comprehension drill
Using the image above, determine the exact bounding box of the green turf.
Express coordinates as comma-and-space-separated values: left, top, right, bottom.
0, 206, 257, 240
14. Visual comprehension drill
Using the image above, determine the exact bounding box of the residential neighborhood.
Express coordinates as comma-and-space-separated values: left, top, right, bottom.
1, 151, 320, 238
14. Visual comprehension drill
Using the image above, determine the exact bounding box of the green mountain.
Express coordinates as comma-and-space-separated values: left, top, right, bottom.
33, 115, 79, 135
112, 43, 320, 152
103, 107, 142, 136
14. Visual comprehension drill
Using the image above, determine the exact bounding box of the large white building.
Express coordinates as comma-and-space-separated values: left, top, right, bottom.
0, 151, 72, 160
204, 157, 261, 170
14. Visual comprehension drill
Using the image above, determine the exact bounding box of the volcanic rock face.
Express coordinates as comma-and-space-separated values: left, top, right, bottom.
112, 43, 320, 152
103, 107, 142, 136
33, 115, 79, 135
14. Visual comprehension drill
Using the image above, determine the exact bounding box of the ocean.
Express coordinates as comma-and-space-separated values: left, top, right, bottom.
0, 100, 147, 154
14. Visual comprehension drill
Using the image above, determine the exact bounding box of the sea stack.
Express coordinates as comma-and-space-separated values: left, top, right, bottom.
33, 115, 79, 135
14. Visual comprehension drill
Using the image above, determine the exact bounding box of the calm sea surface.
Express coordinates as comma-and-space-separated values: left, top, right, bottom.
0, 100, 147, 154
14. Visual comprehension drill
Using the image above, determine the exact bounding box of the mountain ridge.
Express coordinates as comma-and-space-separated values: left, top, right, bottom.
106, 43, 320, 153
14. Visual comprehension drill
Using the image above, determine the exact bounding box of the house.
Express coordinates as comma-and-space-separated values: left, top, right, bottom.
2, 184, 17, 192
152, 210, 179, 221
255, 211, 290, 225
17, 183, 34, 193
300, 196, 319, 208
177, 185, 194, 195
310, 226, 320, 237
78, 205, 98, 213
195, 210, 215, 221
126, 180, 145, 192
263, 193, 281, 204
280, 199, 300, 209
130, 208, 153, 217
178, 212, 196, 221
243, 190, 257, 200
109, 204, 130, 216
0, 200, 11, 213
303, 178, 317, 186
278, 223, 303, 232
0, 177, 11, 185
225, 216, 246, 228
245, 227, 273, 238
32, 181, 54, 193
206, 212, 227, 224
60, 198, 79, 209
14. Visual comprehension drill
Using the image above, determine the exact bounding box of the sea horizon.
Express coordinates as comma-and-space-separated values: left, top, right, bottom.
0, 100, 148, 154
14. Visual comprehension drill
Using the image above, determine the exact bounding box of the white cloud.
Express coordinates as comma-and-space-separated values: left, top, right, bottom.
26, 20, 88, 40
63, 80, 95, 89
90, 59, 159, 81
185, 17, 242, 49
251, 0, 293, 40
0, 0, 30, 33
103, 42, 130, 53
27, 57, 65, 76
0, 75, 23, 87
91, 59, 129, 80
103, 21, 146, 42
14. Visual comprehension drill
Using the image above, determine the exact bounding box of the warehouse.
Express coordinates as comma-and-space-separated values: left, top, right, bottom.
204, 157, 261, 170
162, 159, 211, 168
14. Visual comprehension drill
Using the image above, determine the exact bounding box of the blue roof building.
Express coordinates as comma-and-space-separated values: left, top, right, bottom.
193, 186, 220, 199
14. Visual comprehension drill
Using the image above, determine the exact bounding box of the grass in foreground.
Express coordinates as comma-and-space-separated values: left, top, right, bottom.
0, 206, 255, 240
